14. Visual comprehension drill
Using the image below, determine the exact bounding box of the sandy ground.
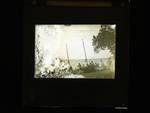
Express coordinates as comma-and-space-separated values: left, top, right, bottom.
63, 74, 85, 78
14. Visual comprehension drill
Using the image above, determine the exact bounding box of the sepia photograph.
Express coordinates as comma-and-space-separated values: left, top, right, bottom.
35, 25, 116, 79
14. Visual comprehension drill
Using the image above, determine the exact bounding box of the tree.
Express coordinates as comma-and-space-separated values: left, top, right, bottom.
92, 25, 115, 55
35, 34, 44, 75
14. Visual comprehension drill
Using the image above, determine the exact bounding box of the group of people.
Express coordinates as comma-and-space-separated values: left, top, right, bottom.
35, 57, 114, 78
76, 58, 113, 73
76, 60, 100, 73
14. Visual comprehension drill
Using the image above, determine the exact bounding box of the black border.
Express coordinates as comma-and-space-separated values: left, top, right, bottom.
22, 1, 129, 109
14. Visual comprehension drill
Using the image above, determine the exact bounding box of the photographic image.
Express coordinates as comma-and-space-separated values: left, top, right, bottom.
35, 25, 116, 79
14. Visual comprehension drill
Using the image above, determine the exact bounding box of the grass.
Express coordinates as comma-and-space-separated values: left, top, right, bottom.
82, 70, 114, 79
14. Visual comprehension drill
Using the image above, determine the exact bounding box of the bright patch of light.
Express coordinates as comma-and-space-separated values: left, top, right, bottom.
35, 25, 115, 68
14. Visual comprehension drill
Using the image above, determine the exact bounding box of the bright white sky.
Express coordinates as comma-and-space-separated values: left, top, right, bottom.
35, 25, 115, 66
